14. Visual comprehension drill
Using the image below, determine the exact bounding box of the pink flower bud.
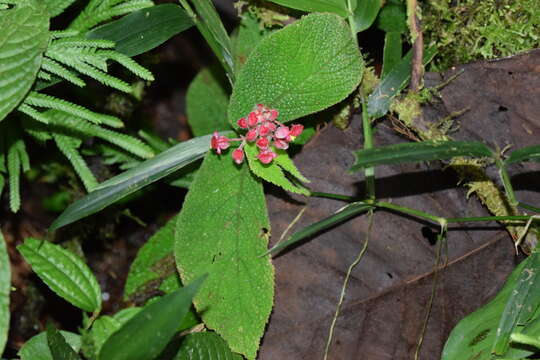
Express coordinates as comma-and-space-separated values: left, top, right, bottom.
269, 109, 279, 121
257, 149, 277, 164
275, 126, 290, 139
258, 124, 271, 137
246, 128, 258, 142
290, 124, 304, 137
274, 138, 289, 150
256, 137, 269, 149
237, 117, 248, 129
247, 112, 258, 127
232, 148, 245, 164
265, 121, 277, 131
211, 131, 230, 154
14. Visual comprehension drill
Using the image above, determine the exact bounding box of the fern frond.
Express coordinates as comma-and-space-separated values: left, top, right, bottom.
41, 58, 86, 87
101, 51, 154, 81
138, 130, 170, 152
37, 71, 53, 81
53, 133, 98, 191
93, 143, 140, 170
48, 111, 154, 159
18, 104, 50, 124
46, 47, 108, 72
69, 0, 153, 31
24, 92, 124, 128
7, 139, 21, 213
15, 139, 30, 172
51, 30, 80, 39
50, 37, 116, 49
22, 118, 52, 142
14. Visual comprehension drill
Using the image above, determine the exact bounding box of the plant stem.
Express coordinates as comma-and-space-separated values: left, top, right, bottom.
446, 215, 534, 223
375, 201, 445, 225
310, 191, 358, 202
362, 100, 376, 199
346, 0, 358, 45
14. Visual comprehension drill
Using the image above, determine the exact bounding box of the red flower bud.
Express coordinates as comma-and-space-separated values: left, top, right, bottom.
258, 124, 271, 137
211, 131, 230, 154
247, 112, 258, 127
232, 148, 245, 164
290, 124, 304, 137
274, 126, 290, 139
274, 138, 289, 150
257, 149, 277, 164
237, 117, 248, 129
256, 137, 269, 149
246, 128, 258, 142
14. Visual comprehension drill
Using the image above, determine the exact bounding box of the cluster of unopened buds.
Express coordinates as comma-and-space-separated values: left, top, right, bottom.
211, 104, 303, 165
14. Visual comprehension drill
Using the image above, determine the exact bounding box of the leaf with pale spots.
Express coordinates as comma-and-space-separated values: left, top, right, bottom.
174, 152, 273, 359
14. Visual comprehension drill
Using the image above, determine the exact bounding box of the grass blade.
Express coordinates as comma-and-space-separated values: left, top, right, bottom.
350, 140, 493, 172
504, 145, 540, 166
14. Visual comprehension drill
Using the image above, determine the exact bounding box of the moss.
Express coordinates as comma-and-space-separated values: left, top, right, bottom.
423, 0, 540, 70
235, 0, 290, 28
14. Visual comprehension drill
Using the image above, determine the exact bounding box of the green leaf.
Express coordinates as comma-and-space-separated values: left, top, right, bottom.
492, 246, 540, 355
367, 46, 437, 119
231, 12, 268, 74
504, 145, 540, 165
43, 0, 77, 17
46, 324, 82, 360
50, 133, 225, 230
267, 201, 373, 255
188, 0, 234, 80
0, 230, 9, 354
98, 276, 206, 360
174, 332, 243, 360
441, 260, 538, 360
244, 144, 310, 196
174, 153, 274, 359
228, 13, 363, 125
381, 32, 402, 78
86, 4, 193, 57
350, 140, 493, 171
17, 237, 102, 313
353, 0, 381, 32
186, 66, 230, 137
86, 308, 141, 357
0, 0, 50, 122
19, 331, 81, 360
266, 0, 348, 17
376, 1, 407, 33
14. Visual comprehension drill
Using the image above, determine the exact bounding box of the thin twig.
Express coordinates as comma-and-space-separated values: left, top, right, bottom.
407, 0, 424, 93
323, 210, 374, 360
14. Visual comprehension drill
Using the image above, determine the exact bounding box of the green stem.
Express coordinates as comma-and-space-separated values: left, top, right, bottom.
310, 191, 358, 202
499, 164, 518, 208
446, 215, 535, 223
362, 100, 376, 199
375, 201, 445, 225
346, 0, 358, 45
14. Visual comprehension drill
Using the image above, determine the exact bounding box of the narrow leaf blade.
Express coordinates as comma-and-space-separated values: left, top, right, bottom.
0, 0, 50, 122
99, 275, 206, 360
174, 332, 243, 360
17, 237, 102, 313
504, 145, 540, 165
46, 324, 82, 360
175, 153, 274, 359
0, 230, 9, 354
350, 141, 493, 171
266, 0, 348, 17
86, 4, 193, 57
50, 133, 223, 230
367, 46, 437, 119
267, 202, 372, 255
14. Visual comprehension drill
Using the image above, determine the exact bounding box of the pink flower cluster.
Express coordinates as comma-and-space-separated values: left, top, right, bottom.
211, 104, 303, 165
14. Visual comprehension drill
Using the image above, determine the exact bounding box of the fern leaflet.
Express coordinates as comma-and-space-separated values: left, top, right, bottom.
53, 133, 98, 191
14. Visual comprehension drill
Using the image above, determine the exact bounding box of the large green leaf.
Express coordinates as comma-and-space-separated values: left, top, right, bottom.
46, 325, 82, 360
0, 230, 9, 354
19, 331, 81, 360
228, 13, 363, 125
267, 201, 373, 255
17, 237, 102, 313
353, 0, 381, 32
175, 153, 274, 360
367, 47, 437, 119
442, 259, 540, 360
492, 246, 540, 355
99, 276, 205, 360
350, 140, 493, 172
266, 0, 348, 17
86, 4, 193, 57
186, 67, 230, 137
50, 133, 225, 230
231, 12, 268, 74
504, 145, 540, 165
174, 332, 243, 360
0, 0, 50, 122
